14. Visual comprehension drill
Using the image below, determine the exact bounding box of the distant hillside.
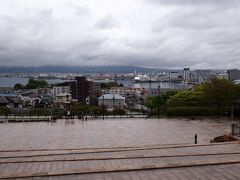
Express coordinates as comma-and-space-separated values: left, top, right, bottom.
0, 66, 181, 73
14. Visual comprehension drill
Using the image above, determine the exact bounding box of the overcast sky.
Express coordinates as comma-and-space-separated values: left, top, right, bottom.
0, 0, 240, 69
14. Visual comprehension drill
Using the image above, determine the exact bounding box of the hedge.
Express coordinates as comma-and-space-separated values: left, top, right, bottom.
166, 106, 232, 116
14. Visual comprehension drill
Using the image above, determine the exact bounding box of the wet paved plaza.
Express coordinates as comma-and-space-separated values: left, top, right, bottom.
0, 118, 240, 179
0, 118, 236, 150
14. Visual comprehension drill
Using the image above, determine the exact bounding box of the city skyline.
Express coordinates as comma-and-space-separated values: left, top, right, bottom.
0, 0, 240, 69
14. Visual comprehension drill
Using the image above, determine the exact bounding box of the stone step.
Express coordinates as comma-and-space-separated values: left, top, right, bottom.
0, 154, 240, 179
0, 142, 240, 163
0, 141, 238, 159
1, 152, 240, 164
0, 142, 239, 179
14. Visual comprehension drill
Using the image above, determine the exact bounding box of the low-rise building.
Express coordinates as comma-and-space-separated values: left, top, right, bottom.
0, 96, 9, 106
193, 70, 215, 83
98, 94, 125, 108
0, 87, 14, 94
39, 94, 53, 107
110, 87, 144, 97
52, 86, 70, 97
227, 69, 240, 81
54, 93, 72, 105
0, 94, 19, 108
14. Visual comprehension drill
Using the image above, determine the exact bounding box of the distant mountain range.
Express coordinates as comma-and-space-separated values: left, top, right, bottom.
0, 66, 183, 73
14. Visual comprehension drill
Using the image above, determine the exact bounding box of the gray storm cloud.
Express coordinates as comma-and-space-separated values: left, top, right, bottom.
0, 0, 239, 69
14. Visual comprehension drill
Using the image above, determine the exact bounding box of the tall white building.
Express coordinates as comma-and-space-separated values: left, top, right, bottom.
170, 72, 179, 80
183, 68, 190, 83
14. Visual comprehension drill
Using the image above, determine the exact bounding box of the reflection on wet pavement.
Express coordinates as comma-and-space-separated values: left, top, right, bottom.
0, 118, 235, 150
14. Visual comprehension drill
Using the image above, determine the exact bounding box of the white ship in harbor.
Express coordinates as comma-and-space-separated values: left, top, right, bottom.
134, 73, 175, 83
134, 75, 151, 82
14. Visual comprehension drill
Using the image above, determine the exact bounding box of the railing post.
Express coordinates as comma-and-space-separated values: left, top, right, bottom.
194, 134, 198, 144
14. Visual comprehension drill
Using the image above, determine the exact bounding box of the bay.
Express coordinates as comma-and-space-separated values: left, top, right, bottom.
0, 77, 190, 89
0, 77, 68, 87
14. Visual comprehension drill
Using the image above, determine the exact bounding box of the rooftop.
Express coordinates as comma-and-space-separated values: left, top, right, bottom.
0, 96, 9, 104
0, 93, 17, 97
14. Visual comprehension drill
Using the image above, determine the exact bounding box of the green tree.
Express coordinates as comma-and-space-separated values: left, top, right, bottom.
164, 78, 240, 117
100, 82, 120, 90
112, 108, 126, 115
29, 107, 50, 117
90, 106, 101, 116
25, 79, 49, 89
201, 78, 239, 107
145, 91, 177, 110
90, 106, 107, 116
144, 96, 158, 110
0, 106, 11, 121
52, 107, 65, 116
166, 90, 203, 107
159, 91, 178, 105
14, 83, 25, 90
70, 104, 90, 116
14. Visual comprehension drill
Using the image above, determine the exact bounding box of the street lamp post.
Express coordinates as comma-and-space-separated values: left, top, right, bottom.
102, 95, 105, 120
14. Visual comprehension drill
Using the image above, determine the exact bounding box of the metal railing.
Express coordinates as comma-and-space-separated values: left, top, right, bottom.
231, 123, 240, 137
0, 116, 51, 123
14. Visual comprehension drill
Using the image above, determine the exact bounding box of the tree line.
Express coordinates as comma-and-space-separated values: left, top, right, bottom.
0, 104, 126, 117
14, 79, 49, 90
145, 78, 240, 117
